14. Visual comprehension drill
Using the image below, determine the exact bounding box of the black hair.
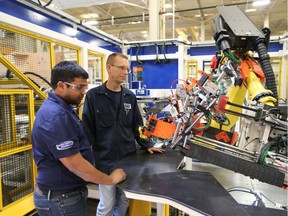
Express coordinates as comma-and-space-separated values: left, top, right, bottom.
50, 61, 89, 90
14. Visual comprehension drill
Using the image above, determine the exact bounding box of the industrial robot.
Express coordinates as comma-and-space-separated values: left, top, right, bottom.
140, 6, 287, 187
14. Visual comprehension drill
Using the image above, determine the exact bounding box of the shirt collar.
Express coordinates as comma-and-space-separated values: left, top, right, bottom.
48, 92, 75, 112
96, 82, 131, 96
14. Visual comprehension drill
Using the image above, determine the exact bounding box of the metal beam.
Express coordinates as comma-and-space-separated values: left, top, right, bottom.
0, 52, 47, 100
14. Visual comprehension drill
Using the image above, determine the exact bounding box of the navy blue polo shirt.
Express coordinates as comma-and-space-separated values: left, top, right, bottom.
32, 92, 93, 190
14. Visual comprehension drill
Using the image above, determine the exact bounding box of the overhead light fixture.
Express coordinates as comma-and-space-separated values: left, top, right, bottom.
165, 4, 172, 8
252, 0, 270, 6
245, 8, 257, 12
141, 31, 147, 37
165, 12, 174, 16
81, 13, 99, 19
119, 1, 147, 9
64, 26, 77, 37
195, 13, 209, 17
128, 21, 142, 24
85, 20, 99, 25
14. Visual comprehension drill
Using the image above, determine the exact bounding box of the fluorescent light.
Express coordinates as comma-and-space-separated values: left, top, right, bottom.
195, 13, 209, 17
81, 13, 99, 19
245, 9, 257, 12
85, 20, 98, 25
165, 4, 172, 8
119, 1, 147, 9
64, 27, 77, 37
165, 12, 174, 16
252, 0, 270, 6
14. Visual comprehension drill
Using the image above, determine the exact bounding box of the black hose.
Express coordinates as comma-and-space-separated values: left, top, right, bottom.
136, 44, 144, 65
162, 43, 170, 63
28, 78, 41, 88
37, 0, 53, 7
155, 44, 161, 64
24, 72, 51, 87
6, 69, 13, 78
213, 16, 231, 51
255, 41, 278, 101
256, 139, 277, 164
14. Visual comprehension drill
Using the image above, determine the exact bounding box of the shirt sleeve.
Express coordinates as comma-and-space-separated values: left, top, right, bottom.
37, 113, 80, 159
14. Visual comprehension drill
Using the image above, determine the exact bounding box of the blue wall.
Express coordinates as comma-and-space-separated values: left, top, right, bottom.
129, 45, 179, 89
130, 59, 178, 89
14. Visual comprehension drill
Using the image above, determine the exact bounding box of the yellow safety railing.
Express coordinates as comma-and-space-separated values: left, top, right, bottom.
0, 89, 36, 216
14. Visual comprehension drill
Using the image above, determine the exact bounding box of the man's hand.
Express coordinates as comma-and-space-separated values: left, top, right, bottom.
147, 147, 166, 154
110, 168, 127, 184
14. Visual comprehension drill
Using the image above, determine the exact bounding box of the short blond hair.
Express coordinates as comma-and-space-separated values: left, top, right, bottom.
106, 53, 128, 65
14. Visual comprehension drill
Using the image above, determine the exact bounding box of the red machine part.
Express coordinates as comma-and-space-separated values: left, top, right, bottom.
240, 57, 265, 83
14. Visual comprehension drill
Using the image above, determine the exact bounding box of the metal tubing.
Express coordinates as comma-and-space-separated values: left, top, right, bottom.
171, 122, 181, 144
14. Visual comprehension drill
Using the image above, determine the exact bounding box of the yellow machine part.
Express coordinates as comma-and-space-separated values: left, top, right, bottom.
211, 69, 276, 132
246, 71, 277, 106
129, 200, 170, 216
0, 194, 34, 216
0, 90, 37, 215
210, 85, 247, 131
129, 200, 151, 216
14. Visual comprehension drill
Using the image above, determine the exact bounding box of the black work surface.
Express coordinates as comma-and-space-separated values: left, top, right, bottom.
115, 150, 285, 216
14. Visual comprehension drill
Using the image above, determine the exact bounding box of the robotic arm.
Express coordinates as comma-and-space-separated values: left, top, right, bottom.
140, 6, 287, 187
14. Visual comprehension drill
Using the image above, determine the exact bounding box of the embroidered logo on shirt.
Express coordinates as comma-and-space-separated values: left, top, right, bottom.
56, 141, 74, 150
124, 103, 131, 115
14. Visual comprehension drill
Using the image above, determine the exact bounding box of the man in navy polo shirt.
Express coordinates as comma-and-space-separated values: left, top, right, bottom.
32, 61, 126, 216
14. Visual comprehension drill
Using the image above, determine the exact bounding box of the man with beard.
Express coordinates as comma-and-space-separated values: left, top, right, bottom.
32, 61, 126, 216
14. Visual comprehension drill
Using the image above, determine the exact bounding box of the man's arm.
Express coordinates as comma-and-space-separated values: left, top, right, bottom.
60, 153, 126, 185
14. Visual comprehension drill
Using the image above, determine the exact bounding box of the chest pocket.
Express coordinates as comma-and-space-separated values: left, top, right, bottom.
96, 107, 114, 128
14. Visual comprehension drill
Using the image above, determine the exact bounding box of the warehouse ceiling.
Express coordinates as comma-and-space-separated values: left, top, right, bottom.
40, 0, 287, 42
